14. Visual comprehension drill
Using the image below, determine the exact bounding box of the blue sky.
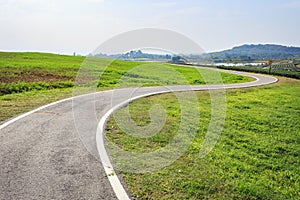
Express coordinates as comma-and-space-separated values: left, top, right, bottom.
0, 0, 299, 55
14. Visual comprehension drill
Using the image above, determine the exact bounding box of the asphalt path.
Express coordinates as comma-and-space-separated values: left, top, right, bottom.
0, 68, 278, 200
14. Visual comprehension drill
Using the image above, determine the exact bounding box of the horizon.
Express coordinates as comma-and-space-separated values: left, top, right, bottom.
1, 43, 300, 56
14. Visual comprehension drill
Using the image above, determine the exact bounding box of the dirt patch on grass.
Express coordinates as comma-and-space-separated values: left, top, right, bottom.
0, 69, 73, 83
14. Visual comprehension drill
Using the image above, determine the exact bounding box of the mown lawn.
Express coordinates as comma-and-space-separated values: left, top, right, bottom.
0, 52, 252, 95
0, 52, 252, 123
0, 88, 74, 123
105, 78, 300, 199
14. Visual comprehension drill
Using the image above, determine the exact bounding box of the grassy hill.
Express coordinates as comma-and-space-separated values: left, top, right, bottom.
0, 52, 254, 96
0, 52, 85, 95
0, 51, 252, 122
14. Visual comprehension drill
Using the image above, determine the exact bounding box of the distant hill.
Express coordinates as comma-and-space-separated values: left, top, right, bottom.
209, 44, 300, 61
91, 44, 300, 63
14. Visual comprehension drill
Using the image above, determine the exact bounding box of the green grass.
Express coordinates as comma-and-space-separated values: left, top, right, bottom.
0, 52, 85, 95
0, 88, 73, 123
0, 52, 253, 95
0, 52, 254, 123
105, 78, 300, 199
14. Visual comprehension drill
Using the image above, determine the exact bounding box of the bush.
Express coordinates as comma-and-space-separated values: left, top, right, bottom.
216, 66, 300, 79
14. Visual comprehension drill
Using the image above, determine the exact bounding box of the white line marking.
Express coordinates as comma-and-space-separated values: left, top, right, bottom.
0, 97, 73, 130
96, 88, 178, 199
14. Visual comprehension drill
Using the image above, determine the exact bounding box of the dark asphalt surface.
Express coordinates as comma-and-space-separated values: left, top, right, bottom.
0, 99, 119, 199
0, 68, 278, 200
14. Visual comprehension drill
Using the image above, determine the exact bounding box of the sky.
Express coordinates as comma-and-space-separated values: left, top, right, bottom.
0, 0, 300, 55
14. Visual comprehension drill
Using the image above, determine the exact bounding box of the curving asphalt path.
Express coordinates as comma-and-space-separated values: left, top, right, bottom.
0, 68, 278, 200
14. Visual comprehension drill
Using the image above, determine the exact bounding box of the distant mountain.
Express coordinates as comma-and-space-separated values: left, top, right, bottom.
209, 44, 300, 61
91, 44, 300, 63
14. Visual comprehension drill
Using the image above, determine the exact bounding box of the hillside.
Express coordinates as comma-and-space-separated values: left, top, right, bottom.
209, 44, 300, 61
0, 52, 252, 96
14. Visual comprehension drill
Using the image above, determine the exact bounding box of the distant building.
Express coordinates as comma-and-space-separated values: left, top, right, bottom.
171, 56, 187, 64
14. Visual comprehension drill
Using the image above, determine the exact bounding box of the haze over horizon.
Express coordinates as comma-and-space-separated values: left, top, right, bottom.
1, 0, 300, 55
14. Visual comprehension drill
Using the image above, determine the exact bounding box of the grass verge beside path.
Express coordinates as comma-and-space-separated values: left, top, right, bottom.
105, 78, 300, 199
0, 88, 73, 123
0, 52, 254, 123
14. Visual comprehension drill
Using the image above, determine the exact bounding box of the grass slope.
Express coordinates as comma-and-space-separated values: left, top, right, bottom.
105, 78, 300, 199
0, 88, 73, 123
0, 52, 84, 94
0, 52, 252, 95
0, 52, 253, 123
